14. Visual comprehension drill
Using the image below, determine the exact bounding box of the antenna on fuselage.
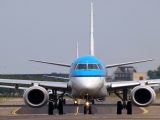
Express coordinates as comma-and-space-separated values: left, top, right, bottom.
90, 0, 95, 56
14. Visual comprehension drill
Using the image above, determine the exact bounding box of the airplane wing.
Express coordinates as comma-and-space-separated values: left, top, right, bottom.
105, 79, 160, 89
106, 59, 153, 68
0, 79, 68, 90
0, 85, 27, 90
29, 60, 71, 67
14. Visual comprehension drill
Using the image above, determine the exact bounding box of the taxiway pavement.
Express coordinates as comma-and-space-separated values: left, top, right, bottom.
0, 97, 160, 120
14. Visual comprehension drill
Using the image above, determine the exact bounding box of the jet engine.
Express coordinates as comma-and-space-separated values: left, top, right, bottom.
131, 86, 156, 107
23, 86, 49, 107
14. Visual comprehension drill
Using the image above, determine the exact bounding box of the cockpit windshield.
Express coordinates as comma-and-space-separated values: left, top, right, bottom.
75, 64, 103, 70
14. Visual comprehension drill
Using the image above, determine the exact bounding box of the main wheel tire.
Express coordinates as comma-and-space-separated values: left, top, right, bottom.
126, 101, 132, 115
58, 99, 64, 115
117, 101, 122, 115
48, 102, 54, 115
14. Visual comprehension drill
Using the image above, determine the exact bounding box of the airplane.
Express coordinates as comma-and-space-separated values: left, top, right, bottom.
0, 0, 160, 115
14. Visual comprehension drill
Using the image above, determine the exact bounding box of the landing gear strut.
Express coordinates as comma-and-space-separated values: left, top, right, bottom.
48, 90, 65, 115
115, 88, 132, 115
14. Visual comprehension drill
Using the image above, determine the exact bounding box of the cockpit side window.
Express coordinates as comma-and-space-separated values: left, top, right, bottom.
73, 64, 77, 70
98, 64, 103, 70
76, 64, 87, 70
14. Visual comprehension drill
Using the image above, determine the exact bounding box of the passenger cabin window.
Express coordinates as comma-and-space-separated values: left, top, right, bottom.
76, 64, 87, 70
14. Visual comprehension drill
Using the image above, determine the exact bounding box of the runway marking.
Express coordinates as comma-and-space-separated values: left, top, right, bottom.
11, 107, 21, 115
139, 107, 149, 114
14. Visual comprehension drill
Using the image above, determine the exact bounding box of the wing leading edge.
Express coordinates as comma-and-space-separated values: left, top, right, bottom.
0, 79, 68, 90
106, 79, 160, 89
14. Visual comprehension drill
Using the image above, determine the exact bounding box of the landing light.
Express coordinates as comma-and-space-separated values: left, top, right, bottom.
74, 100, 78, 104
85, 101, 90, 106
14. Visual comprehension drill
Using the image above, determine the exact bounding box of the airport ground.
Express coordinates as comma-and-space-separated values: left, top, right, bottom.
0, 97, 160, 120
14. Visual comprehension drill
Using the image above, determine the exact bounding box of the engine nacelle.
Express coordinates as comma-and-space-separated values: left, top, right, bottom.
131, 86, 156, 107
96, 97, 106, 102
23, 86, 49, 107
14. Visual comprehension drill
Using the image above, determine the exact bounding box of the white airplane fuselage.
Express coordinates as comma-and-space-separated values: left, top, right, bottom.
68, 56, 108, 99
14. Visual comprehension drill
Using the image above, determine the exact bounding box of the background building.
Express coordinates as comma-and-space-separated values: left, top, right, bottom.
113, 66, 148, 81
133, 72, 148, 80
114, 66, 136, 81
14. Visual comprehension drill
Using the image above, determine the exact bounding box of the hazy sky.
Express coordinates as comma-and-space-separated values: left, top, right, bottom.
0, 0, 160, 74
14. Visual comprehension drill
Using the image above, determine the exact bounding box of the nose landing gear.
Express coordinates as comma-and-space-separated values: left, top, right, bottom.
83, 95, 94, 115
84, 101, 92, 114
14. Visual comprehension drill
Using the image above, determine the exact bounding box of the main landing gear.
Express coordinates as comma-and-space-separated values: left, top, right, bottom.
115, 88, 132, 115
117, 100, 132, 115
48, 90, 65, 115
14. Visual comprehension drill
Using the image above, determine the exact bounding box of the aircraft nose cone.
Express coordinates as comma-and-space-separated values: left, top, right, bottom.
72, 77, 103, 95
81, 78, 99, 89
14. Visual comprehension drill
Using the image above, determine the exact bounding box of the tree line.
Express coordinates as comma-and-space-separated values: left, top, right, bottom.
147, 66, 160, 79
0, 73, 69, 97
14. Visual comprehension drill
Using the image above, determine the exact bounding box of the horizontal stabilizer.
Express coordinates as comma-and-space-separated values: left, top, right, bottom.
106, 59, 153, 68
29, 60, 71, 67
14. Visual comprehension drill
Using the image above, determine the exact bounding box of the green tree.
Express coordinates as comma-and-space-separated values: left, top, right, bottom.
147, 66, 160, 79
